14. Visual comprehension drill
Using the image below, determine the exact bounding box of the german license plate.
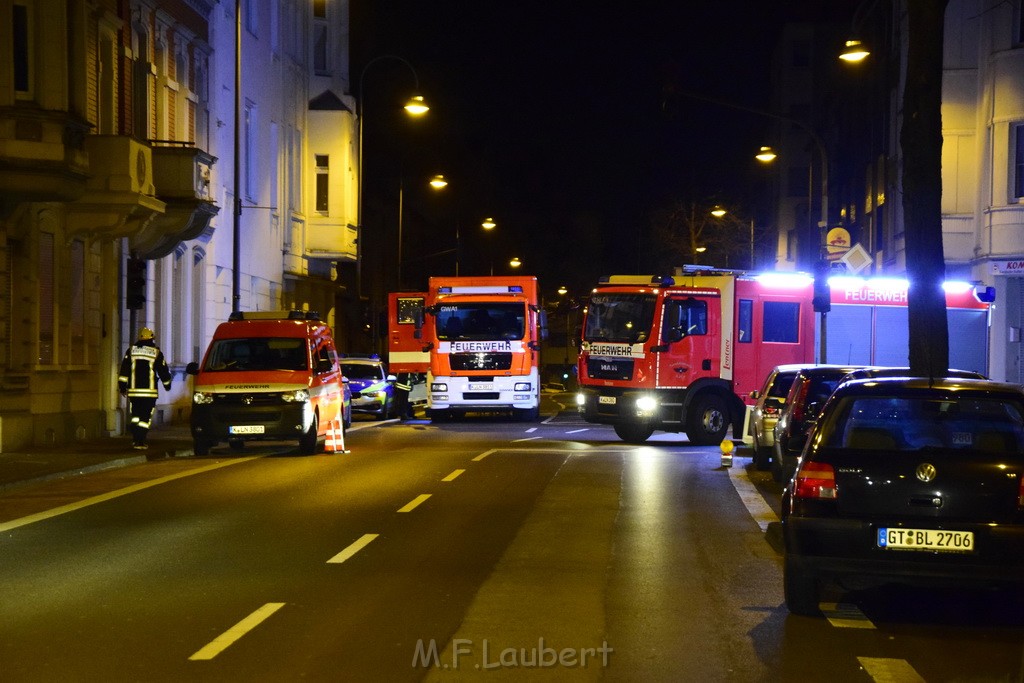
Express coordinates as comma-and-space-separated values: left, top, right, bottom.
599, 396, 616, 405
469, 384, 493, 390
877, 527, 974, 552
229, 425, 265, 435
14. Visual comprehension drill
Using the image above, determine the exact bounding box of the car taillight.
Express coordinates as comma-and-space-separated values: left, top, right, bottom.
764, 405, 780, 416
791, 379, 810, 424
793, 462, 836, 500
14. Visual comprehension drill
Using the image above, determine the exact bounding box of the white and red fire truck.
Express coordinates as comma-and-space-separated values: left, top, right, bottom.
420, 276, 546, 421
576, 270, 816, 444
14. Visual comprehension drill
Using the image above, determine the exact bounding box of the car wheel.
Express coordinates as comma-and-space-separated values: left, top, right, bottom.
614, 422, 654, 444
686, 393, 729, 446
784, 555, 821, 616
193, 438, 212, 456
299, 414, 320, 454
752, 438, 772, 471
771, 452, 787, 483
343, 404, 352, 429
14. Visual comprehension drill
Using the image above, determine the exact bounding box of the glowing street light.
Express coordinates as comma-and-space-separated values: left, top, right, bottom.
509, 256, 522, 268
481, 217, 496, 230
755, 146, 777, 162
429, 174, 448, 189
839, 39, 871, 62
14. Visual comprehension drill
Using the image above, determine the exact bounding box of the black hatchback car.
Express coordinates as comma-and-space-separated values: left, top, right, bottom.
781, 377, 1024, 616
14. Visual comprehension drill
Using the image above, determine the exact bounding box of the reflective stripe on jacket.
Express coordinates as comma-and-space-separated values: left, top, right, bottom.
118, 341, 172, 398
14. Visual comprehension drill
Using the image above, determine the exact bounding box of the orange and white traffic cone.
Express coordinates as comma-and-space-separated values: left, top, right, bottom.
324, 418, 349, 454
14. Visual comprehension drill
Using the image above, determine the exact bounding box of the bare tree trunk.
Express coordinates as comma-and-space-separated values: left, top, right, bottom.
902, 0, 949, 376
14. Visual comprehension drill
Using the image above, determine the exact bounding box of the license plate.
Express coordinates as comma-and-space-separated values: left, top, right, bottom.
469, 384, 494, 390
877, 527, 974, 552
229, 425, 265, 435
599, 396, 616, 405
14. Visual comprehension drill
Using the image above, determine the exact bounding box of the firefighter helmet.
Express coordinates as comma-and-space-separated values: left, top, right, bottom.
138, 327, 155, 341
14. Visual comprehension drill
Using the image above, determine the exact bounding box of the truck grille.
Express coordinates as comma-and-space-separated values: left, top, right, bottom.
463, 392, 500, 400
587, 358, 633, 381
450, 353, 512, 371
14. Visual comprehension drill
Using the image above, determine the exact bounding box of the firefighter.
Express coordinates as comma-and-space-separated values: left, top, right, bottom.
393, 372, 415, 421
118, 327, 172, 449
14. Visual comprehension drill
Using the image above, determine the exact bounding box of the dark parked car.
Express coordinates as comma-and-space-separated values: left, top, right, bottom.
749, 364, 814, 471
772, 365, 862, 483
838, 366, 987, 383
781, 377, 1024, 616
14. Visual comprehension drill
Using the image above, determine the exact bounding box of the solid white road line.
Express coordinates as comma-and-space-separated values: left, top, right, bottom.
189, 602, 286, 661
327, 533, 379, 564
397, 494, 432, 513
0, 457, 261, 533
726, 465, 779, 532
857, 657, 926, 682
442, 469, 465, 482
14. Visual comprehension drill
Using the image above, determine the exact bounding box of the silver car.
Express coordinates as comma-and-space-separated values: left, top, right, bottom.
749, 364, 812, 470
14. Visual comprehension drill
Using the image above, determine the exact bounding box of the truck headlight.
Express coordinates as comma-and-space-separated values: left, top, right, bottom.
281, 389, 310, 402
635, 395, 658, 414
575, 393, 586, 406
193, 391, 214, 405
514, 382, 532, 391
431, 383, 447, 392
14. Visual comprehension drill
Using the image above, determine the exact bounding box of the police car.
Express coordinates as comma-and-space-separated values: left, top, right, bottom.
340, 355, 396, 419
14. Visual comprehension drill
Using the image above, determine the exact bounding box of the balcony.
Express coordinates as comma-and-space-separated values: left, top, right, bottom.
0, 106, 90, 203
305, 220, 357, 261
130, 144, 219, 258
66, 135, 165, 241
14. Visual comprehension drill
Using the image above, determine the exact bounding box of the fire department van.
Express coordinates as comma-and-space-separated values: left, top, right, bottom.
186, 310, 347, 455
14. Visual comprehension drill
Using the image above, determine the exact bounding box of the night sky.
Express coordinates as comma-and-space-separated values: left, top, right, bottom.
351, 1, 862, 298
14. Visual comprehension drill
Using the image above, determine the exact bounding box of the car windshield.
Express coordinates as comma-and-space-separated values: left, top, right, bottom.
435, 303, 525, 341
583, 293, 656, 344
203, 338, 307, 371
342, 363, 382, 380
819, 395, 1024, 452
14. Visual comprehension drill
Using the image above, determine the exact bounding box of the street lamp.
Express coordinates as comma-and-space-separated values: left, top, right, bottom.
509, 256, 522, 269
356, 55, 429, 301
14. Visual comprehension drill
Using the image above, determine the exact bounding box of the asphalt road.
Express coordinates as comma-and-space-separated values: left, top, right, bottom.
1, 398, 1023, 681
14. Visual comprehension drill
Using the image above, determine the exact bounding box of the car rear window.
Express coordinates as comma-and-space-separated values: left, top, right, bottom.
768, 372, 797, 398
819, 395, 1024, 452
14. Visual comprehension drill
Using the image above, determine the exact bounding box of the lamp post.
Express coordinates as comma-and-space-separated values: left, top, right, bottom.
232, 0, 242, 313
356, 55, 428, 301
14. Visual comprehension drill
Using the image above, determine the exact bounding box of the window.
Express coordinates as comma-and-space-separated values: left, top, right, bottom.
1014, 123, 1024, 199
763, 301, 800, 343
662, 298, 707, 341
13, 3, 32, 98
70, 240, 85, 357
38, 232, 54, 365
244, 100, 257, 202
315, 154, 329, 213
398, 297, 424, 324
313, 0, 328, 74
737, 299, 753, 343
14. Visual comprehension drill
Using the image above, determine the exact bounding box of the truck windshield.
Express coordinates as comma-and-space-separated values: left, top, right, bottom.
583, 293, 656, 343
436, 303, 525, 341
203, 338, 307, 371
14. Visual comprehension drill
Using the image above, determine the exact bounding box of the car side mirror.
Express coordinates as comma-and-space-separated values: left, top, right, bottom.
186, 362, 199, 375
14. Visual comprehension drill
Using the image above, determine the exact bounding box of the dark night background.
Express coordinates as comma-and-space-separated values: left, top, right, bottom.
350, 1, 863, 299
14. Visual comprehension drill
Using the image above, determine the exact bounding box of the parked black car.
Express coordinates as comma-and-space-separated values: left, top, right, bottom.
772, 365, 862, 483
781, 377, 1024, 616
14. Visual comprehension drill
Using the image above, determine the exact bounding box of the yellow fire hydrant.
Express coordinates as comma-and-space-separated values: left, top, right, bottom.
720, 439, 735, 468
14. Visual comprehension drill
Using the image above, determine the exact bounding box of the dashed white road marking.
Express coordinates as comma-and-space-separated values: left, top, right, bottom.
0, 457, 261, 533
472, 449, 496, 461
525, 427, 538, 433
327, 533, 379, 564
442, 469, 465, 482
726, 465, 779, 532
397, 494, 432, 513
189, 602, 285, 661
565, 428, 589, 434
821, 602, 876, 629
512, 436, 542, 442
857, 657, 926, 682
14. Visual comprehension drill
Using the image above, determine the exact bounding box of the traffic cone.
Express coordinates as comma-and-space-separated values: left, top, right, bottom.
325, 418, 349, 453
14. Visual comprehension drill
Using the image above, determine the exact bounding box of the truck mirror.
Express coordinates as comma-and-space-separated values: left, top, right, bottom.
186, 362, 199, 375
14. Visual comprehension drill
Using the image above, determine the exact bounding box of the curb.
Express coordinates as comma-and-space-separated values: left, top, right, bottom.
0, 455, 149, 494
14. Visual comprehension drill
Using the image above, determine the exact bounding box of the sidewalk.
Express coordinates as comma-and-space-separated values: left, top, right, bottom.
0, 424, 195, 493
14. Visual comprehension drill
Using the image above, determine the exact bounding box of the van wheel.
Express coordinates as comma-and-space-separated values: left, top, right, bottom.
228, 439, 245, 452
194, 438, 212, 456
753, 444, 772, 470
299, 415, 320, 454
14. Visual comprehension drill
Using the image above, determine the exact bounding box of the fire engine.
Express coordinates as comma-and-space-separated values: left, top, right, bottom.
421, 276, 546, 421
576, 270, 816, 444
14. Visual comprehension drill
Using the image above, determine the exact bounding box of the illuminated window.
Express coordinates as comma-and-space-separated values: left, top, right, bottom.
315, 155, 329, 213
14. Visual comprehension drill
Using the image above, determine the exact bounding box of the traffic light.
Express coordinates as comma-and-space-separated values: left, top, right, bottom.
126, 257, 147, 310
813, 260, 831, 313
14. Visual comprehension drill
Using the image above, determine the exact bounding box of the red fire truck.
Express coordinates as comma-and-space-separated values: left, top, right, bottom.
387, 291, 429, 373
421, 276, 546, 421
576, 271, 816, 444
